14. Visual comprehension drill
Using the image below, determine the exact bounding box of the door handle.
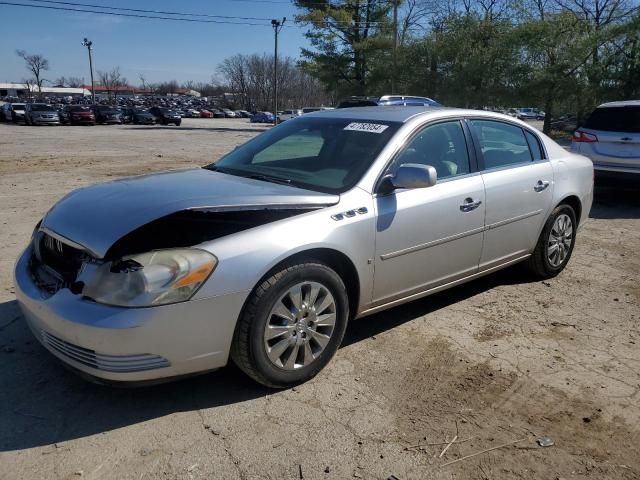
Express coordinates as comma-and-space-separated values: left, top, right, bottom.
460, 197, 482, 212
534, 180, 550, 192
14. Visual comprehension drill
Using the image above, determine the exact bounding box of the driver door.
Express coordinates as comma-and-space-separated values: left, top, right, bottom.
372, 120, 485, 305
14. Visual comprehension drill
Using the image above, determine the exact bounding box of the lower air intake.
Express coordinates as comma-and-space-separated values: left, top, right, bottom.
41, 330, 170, 372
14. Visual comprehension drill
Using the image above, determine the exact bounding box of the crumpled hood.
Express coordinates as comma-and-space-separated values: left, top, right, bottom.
41, 168, 339, 258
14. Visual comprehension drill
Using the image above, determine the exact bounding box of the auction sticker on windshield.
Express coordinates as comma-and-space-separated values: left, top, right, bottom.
344, 122, 389, 134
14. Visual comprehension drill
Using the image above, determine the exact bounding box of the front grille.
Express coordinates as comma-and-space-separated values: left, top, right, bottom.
30, 232, 87, 294
36, 233, 85, 283
41, 330, 170, 372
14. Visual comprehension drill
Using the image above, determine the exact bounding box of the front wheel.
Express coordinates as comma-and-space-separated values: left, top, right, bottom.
527, 204, 577, 279
231, 261, 349, 388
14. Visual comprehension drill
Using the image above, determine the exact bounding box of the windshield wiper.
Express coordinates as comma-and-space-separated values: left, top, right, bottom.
205, 166, 293, 186
246, 173, 293, 186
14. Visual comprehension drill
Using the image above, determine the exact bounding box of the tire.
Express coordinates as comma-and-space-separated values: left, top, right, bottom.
175, 121, 181, 126
231, 261, 349, 388
527, 204, 577, 279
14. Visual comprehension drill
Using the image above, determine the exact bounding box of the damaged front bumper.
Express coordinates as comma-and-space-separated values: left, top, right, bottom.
14, 246, 249, 382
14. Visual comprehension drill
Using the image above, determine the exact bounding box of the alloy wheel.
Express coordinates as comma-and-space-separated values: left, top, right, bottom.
547, 213, 573, 267
263, 281, 337, 370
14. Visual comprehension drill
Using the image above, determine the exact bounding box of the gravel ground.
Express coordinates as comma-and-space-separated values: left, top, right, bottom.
0, 118, 638, 480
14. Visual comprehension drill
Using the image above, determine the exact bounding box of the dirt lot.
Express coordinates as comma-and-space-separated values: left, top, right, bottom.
0, 118, 638, 480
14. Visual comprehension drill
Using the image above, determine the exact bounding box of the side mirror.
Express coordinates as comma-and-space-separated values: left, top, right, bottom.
379, 163, 438, 194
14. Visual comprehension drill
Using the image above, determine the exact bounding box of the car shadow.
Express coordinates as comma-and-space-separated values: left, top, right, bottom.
590, 175, 640, 220
0, 264, 534, 452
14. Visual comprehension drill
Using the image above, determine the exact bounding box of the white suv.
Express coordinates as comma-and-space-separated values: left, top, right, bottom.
571, 100, 640, 175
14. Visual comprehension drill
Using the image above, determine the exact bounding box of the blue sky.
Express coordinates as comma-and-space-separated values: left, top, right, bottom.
0, 0, 309, 85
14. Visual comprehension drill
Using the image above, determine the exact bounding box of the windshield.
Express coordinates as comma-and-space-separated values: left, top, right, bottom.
12, 104, 25, 110
585, 106, 640, 133
69, 106, 90, 112
208, 116, 401, 194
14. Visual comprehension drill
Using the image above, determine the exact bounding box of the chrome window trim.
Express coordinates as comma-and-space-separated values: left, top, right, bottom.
372, 116, 475, 194
465, 117, 551, 171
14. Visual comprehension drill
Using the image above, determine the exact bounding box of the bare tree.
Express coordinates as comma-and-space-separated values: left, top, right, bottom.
66, 77, 84, 88
218, 53, 331, 111
16, 50, 49, 99
138, 73, 148, 92
22, 78, 36, 101
97, 67, 127, 103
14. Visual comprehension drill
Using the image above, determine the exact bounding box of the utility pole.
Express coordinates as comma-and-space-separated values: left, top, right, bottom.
391, 0, 399, 94
82, 38, 95, 104
271, 17, 286, 126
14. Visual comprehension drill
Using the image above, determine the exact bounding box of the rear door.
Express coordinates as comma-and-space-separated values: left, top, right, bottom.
575, 105, 640, 171
468, 119, 554, 269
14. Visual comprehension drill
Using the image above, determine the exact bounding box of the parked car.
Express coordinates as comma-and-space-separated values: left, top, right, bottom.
235, 110, 251, 118
1, 102, 26, 122
337, 95, 440, 108
149, 106, 182, 126
64, 105, 96, 125
278, 109, 303, 122
124, 108, 155, 125
213, 109, 226, 118
250, 111, 275, 123
187, 109, 201, 118
200, 109, 214, 118
14, 107, 593, 388
512, 108, 544, 121
571, 100, 640, 175
302, 107, 334, 114
222, 108, 236, 118
118, 108, 134, 124
24, 104, 61, 125
91, 105, 123, 124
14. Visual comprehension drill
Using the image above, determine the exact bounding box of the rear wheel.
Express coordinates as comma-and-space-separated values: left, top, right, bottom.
231, 261, 349, 388
527, 204, 577, 279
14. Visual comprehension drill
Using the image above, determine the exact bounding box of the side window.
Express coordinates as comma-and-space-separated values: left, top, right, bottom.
471, 120, 533, 169
394, 120, 470, 180
524, 130, 544, 161
252, 129, 324, 164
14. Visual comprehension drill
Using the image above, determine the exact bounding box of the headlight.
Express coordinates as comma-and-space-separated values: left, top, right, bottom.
83, 248, 217, 307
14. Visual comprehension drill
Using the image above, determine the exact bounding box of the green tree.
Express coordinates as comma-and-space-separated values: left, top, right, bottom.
295, 0, 393, 97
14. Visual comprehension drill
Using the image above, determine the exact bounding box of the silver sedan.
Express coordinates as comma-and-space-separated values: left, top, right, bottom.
14, 107, 594, 387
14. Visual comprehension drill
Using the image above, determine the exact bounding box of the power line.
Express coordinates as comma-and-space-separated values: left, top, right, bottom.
0, 1, 274, 25
1, 0, 398, 27
27, 0, 273, 21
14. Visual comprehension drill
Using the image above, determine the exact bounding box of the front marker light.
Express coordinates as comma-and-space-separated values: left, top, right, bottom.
83, 248, 217, 307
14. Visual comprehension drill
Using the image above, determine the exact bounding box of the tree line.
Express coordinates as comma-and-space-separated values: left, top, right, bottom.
218, 53, 334, 111
294, 0, 640, 131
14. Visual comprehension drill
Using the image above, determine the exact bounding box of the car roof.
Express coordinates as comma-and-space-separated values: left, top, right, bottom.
305, 105, 537, 127
597, 100, 640, 108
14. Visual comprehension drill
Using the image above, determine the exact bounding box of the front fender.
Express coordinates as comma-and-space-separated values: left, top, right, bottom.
193, 188, 376, 311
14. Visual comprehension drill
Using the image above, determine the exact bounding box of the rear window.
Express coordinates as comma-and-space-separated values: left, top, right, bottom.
584, 106, 640, 133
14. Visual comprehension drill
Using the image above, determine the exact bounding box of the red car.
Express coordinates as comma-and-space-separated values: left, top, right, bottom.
200, 110, 213, 118
63, 105, 96, 125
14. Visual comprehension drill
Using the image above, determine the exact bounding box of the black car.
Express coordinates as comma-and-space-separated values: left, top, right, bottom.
125, 108, 156, 125
119, 108, 133, 124
91, 105, 123, 124
148, 107, 182, 126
